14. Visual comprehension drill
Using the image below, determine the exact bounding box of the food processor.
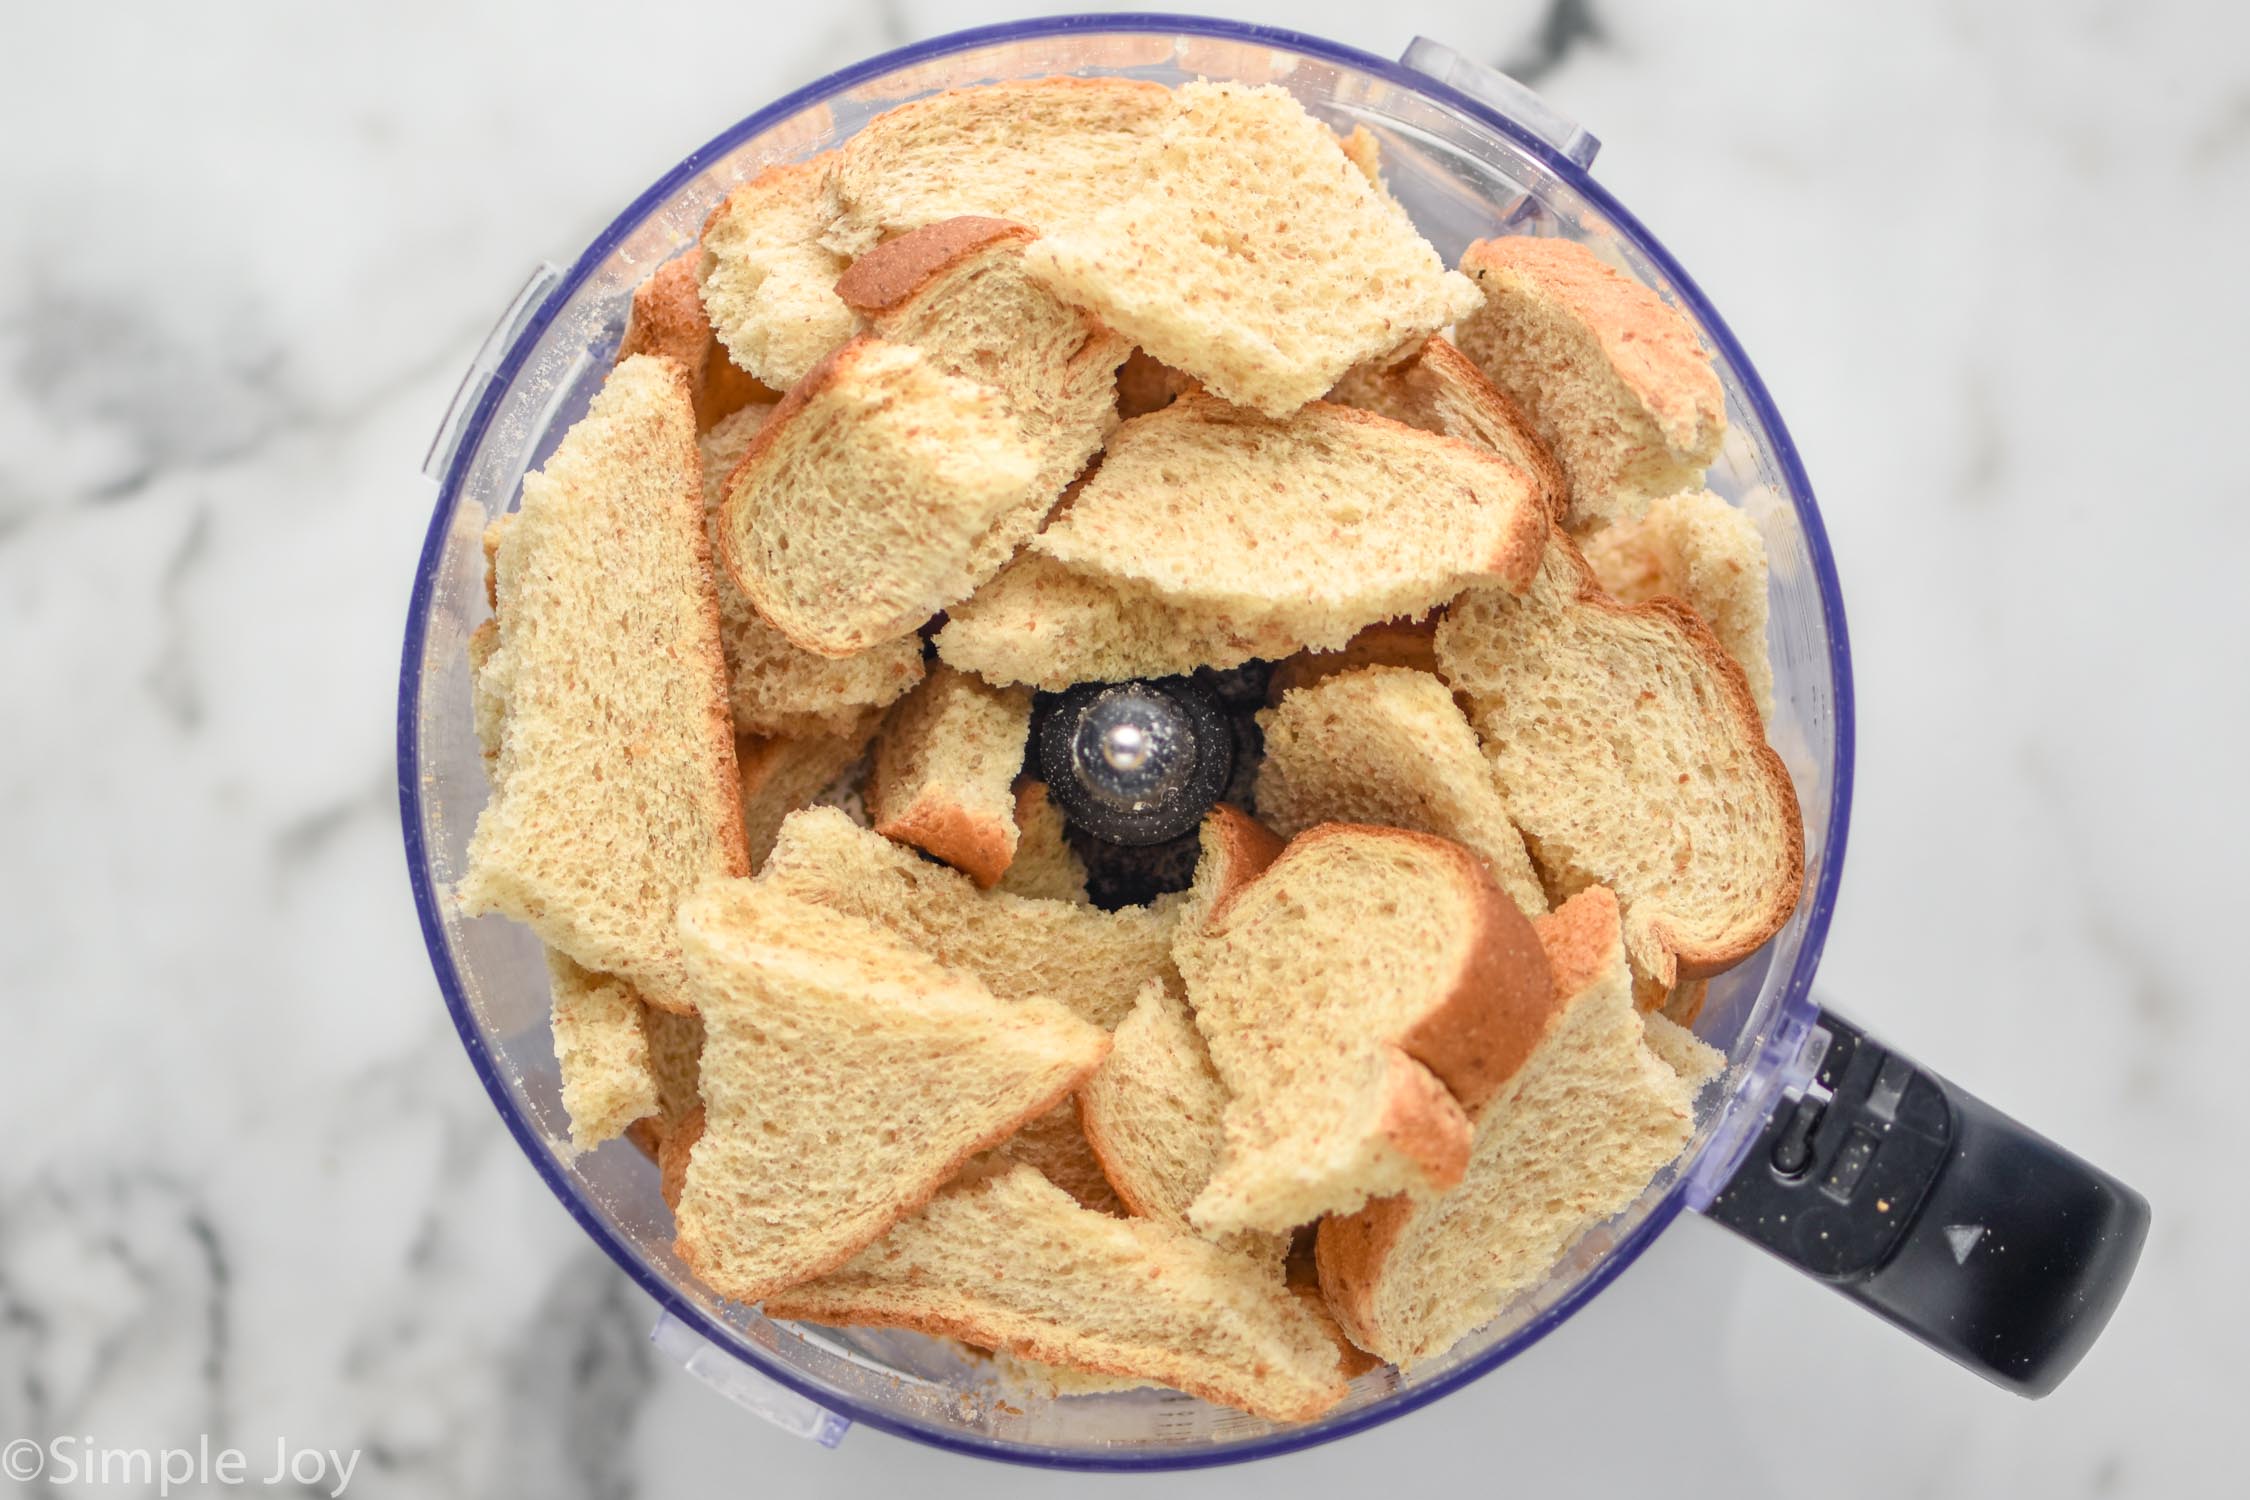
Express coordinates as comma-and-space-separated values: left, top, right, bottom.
397, 13, 2149, 1469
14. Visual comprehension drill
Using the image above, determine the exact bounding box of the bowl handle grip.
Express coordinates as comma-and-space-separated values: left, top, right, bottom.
1702, 1008, 2149, 1396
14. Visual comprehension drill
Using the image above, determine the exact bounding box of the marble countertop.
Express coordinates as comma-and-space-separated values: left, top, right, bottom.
2, 0, 2239, 1494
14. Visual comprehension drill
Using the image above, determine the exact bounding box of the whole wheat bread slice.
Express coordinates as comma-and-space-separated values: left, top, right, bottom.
717, 337, 1040, 656
546, 951, 660, 1157
1176, 825, 1554, 1235
1434, 528, 1802, 988
1453, 237, 1725, 527
935, 551, 1301, 690
1256, 666, 1547, 918
756, 807, 1174, 1030
765, 1161, 1348, 1422
699, 403, 923, 737
1580, 488, 1774, 722
698, 158, 859, 390
868, 663, 1034, 888
456, 355, 748, 1014
821, 77, 1174, 257
1021, 82, 1481, 416
737, 710, 882, 871
1032, 393, 1547, 645
619, 254, 776, 431
1328, 335, 1566, 522
836, 216, 1131, 575
1316, 886, 1719, 1365
995, 781, 1089, 903
671, 883, 1106, 1302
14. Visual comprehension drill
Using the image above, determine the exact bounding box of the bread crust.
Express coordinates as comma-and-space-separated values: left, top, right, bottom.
1457, 237, 1722, 457
1284, 824, 1554, 1112
1547, 536, 1801, 980
1195, 803, 1285, 929
875, 794, 1016, 890
834, 216, 1037, 313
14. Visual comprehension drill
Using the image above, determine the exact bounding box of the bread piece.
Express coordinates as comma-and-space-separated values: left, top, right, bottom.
757, 807, 1173, 1029
1336, 124, 1386, 191
1032, 394, 1546, 644
1453, 237, 1724, 527
698, 404, 924, 737
1434, 529, 1802, 988
1022, 82, 1480, 417
738, 713, 881, 871
996, 782, 1089, 903
935, 552, 1299, 691
1114, 348, 1195, 420
837, 216, 1131, 574
627, 1004, 706, 1162
480, 513, 513, 610
1641, 1009, 1724, 1087
822, 77, 1174, 256
1174, 803, 1286, 936
658, 1104, 703, 1214
765, 1162, 1348, 1422
671, 884, 1107, 1302
987, 1349, 1155, 1398
1328, 336, 1566, 523
1176, 825, 1554, 1235
546, 952, 660, 1156
718, 338, 1041, 656
699, 158, 858, 390
1266, 619, 1437, 701
456, 356, 748, 1014
1255, 667, 1547, 917
1580, 489, 1774, 722
467, 619, 505, 767
618, 254, 777, 430
869, 664, 1034, 888
1316, 887, 1719, 1365
1079, 973, 1231, 1231
997, 1101, 1126, 1217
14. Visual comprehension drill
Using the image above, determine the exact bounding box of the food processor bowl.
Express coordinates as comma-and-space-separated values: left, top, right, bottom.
400, 14, 2140, 1470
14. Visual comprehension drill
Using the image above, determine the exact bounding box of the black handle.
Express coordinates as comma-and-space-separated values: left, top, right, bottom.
1706, 1008, 2149, 1396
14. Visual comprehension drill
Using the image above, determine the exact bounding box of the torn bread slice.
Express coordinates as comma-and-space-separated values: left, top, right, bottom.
935, 552, 1301, 691
1434, 529, 1802, 988
1580, 488, 1774, 722
996, 781, 1089, 903
765, 1161, 1348, 1423
698, 158, 858, 390
997, 1101, 1127, 1217
1316, 886, 1719, 1365
836, 216, 1131, 574
1453, 236, 1725, 527
628, 1004, 707, 1162
1328, 336, 1566, 523
1033, 394, 1547, 645
738, 711, 882, 871
457, 355, 748, 1014
1256, 666, 1547, 918
822, 77, 1174, 257
1177, 825, 1555, 1235
1022, 82, 1481, 417
757, 807, 1174, 1029
672, 883, 1107, 1302
869, 663, 1034, 889
1265, 618, 1437, 702
1080, 973, 1234, 1232
546, 951, 660, 1156
718, 337, 1041, 655
699, 404, 923, 737
619, 254, 777, 430
1174, 803, 1286, 936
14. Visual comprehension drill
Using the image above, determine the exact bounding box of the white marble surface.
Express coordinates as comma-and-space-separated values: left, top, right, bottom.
2, 0, 2241, 1494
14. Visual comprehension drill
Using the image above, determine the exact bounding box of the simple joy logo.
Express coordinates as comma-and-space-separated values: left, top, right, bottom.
2, 1435, 361, 1496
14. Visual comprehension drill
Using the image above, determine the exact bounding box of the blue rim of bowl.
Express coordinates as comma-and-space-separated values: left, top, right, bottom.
397, 11, 1855, 1471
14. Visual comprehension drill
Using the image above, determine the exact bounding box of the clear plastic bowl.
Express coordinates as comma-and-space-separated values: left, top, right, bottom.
399, 13, 1851, 1470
